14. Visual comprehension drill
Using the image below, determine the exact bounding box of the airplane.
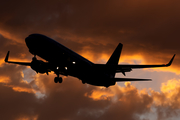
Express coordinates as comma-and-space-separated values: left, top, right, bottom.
4, 34, 175, 87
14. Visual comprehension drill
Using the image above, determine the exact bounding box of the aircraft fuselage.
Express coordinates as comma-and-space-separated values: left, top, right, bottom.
25, 34, 115, 87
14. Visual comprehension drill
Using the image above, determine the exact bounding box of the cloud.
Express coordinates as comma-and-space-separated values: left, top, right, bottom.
0, 83, 38, 120
0, 0, 180, 120
152, 79, 180, 108
1, 65, 180, 120
1, 71, 153, 120
150, 79, 180, 120
0, 34, 30, 61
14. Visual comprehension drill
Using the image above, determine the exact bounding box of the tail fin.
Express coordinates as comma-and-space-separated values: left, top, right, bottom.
106, 43, 123, 65
106, 43, 123, 78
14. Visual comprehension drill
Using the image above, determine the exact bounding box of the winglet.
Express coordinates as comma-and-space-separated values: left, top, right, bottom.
5, 51, 10, 62
106, 43, 123, 78
166, 54, 175, 66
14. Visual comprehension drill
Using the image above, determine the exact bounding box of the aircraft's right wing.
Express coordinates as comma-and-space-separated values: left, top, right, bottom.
112, 78, 151, 81
115, 54, 175, 76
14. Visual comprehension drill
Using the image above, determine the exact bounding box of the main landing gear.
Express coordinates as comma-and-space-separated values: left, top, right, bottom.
54, 67, 63, 83
54, 77, 63, 83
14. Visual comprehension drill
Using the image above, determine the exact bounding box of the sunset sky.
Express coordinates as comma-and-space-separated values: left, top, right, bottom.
1, 0, 180, 120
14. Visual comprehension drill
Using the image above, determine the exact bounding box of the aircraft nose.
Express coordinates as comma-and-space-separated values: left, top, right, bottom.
25, 35, 34, 49
25, 34, 41, 55
25, 34, 42, 47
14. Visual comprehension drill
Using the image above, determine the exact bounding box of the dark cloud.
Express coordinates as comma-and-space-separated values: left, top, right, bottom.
0, 34, 30, 59
0, 0, 179, 65
2, 74, 180, 120
0, 83, 38, 120
0, 74, 153, 120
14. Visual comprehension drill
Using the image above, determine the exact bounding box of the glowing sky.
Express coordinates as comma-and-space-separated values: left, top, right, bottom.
0, 0, 180, 120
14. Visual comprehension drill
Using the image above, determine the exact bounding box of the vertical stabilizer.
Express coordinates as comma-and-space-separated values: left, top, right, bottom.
106, 43, 123, 65
106, 43, 123, 78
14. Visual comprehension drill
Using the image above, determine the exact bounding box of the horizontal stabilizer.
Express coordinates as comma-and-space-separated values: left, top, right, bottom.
112, 78, 151, 82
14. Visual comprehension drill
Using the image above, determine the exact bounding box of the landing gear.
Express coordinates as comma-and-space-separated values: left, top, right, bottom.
54, 77, 63, 83
54, 67, 63, 83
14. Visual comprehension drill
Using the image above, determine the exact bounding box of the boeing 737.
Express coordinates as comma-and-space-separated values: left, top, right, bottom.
5, 34, 175, 87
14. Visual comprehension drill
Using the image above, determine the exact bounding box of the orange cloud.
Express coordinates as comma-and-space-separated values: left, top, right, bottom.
0, 76, 10, 83
151, 79, 180, 108
0, 29, 23, 43
80, 50, 144, 64
12, 86, 35, 93
16, 115, 38, 120
0, 59, 6, 67
85, 79, 180, 111
85, 82, 152, 109
84, 88, 115, 101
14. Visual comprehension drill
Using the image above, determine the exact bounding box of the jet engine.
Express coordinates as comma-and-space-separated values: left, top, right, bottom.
30, 57, 50, 74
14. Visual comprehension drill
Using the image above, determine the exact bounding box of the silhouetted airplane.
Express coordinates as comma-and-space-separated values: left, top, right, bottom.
5, 34, 175, 87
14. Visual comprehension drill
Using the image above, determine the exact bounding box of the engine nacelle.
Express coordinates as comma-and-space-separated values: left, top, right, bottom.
30, 57, 49, 74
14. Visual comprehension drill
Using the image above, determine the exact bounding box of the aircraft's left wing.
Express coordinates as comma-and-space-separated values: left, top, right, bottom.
118, 54, 175, 69
4, 51, 31, 66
